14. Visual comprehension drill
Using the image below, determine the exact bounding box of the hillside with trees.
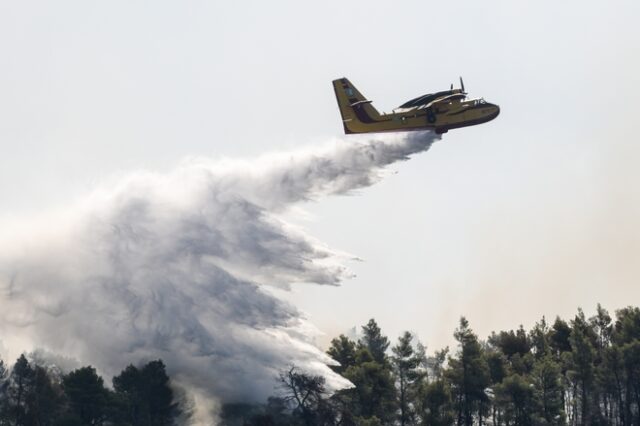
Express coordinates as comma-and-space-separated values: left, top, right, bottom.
0, 303, 638, 425
0, 357, 177, 425
222, 304, 640, 426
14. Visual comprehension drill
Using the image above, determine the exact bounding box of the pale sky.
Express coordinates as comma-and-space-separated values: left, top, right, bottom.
1, 0, 639, 352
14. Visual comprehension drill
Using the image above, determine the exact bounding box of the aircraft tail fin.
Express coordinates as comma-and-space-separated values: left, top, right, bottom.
332, 78, 383, 134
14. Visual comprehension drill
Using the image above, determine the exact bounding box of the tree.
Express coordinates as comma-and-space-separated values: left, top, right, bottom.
485, 350, 507, 425
590, 304, 612, 354
0, 357, 65, 426
6, 354, 34, 425
613, 306, 640, 345
568, 310, 596, 425
327, 335, 357, 375
530, 317, 551, 359
359, 319, 390, 365
429, 348, 449, 382
621, 340, 640, 426
63, 366, 110, 425
489, 326, 531, 359
342, 347, 397, 424
531, 355, 565, 425
611, 306, 640, 425
494, 374, 535, 426
113, 360, 176, 426
391, 331, 422, 426
550, 318, 572, 356
418, 380, 454, 426
0, 359, 8, 423
0, 359, 7, 392
278, 366, 328, 425
447, 317, 490, 426
25, 365, 64, 426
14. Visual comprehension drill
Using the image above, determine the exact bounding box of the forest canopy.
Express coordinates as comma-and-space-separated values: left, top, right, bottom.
0, 303, 638, 426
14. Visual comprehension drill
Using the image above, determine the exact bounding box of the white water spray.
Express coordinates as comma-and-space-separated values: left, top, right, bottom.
0, 131, 438, 422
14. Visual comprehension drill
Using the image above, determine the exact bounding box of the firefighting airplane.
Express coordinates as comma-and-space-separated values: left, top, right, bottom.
332, 77, 499, 134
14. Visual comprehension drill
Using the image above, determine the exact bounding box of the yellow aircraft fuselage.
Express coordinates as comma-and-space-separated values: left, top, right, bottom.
333, 78, 499, 134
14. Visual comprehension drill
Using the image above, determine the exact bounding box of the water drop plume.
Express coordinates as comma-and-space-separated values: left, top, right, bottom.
0, 131, 438, 422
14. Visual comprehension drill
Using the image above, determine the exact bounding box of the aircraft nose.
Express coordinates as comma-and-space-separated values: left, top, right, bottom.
489, 103, 500, 118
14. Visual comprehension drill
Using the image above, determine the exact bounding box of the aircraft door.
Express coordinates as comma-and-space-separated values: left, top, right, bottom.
426, 107, 436, 124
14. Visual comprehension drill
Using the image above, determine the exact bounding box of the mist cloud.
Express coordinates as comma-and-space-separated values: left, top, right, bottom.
0, 131, 438, 422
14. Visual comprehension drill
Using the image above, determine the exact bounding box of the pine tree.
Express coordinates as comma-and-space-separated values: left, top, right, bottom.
359, 319, 390, 365
0, 359, 8, 423
531, 316, 551, 359
550, 318, 572, 356
63, 366, 110, 425
612, 306, 640, 425
343, 347, 396, 424
418, 380, 454, 426
26, 365, 64, 425
447, 317, 490, 426
486, 350, 507, 425
391, 332, 422, 426
494, 373, 535, 426
113, 360, 176, 426
327, 335, 357, 375
417, 348, 453, 426
591, 304, 612, 354
568, 310, 596, 425
7, 354, 34, 425
489, 326, 531, 359
531, 355, 565, 425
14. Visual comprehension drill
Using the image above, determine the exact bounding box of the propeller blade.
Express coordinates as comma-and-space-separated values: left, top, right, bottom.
459, 76, 465, 93
450, 83, 453, 90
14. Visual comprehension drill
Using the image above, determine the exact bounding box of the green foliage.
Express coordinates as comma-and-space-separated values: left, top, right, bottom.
342, 347, 396, 423
495, 373, 535, 425
359, 319, 390, 365
1, 303, 640, 426
591, 304, 612, 352
327, 335, 357, 375
486, 350, 507, 386
112, 360, 176, 426
550, 317, 572, 355
447, 317, 490, 426
489, 326, 531, 359
7, 354, 34, 425
430, 347, 449, 381
531, 316, 551, 359
62, 366, 110, 425
531, 355, 565, 425
27, 365, 65, 425
567, 310, 597, 424
613, 306, 640, 344
391, 331, 423, 426
417, 380, 454, 426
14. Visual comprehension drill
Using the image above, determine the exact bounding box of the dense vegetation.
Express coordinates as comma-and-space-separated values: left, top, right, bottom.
0, 357, 177, 425
0, 303, 638, 425
222, 304, 640, 426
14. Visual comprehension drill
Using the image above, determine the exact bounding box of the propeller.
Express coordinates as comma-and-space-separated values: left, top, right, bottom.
450, 83, 453, 90
459, 76, 466, 93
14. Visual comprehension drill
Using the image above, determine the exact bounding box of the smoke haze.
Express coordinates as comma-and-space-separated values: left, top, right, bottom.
0, 131, 438, 422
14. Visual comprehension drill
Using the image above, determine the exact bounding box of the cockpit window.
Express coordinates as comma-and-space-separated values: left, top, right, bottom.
398, 89, 454, 109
